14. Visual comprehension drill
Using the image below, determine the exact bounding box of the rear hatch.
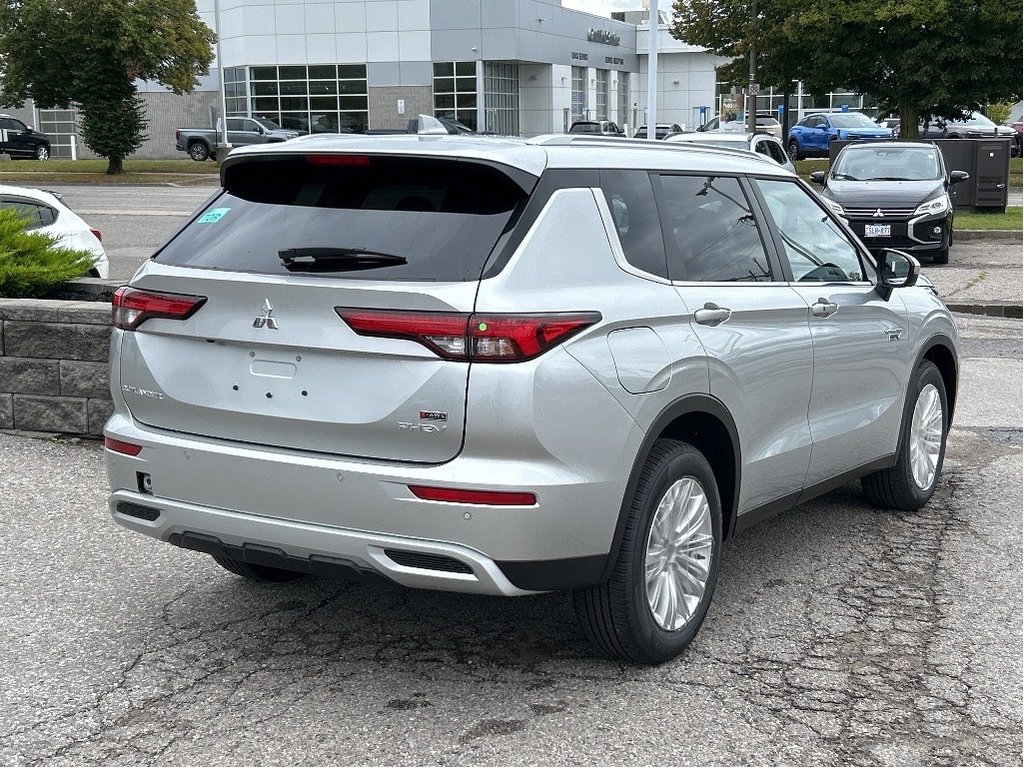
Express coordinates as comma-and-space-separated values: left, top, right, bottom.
118, 150, 534, 463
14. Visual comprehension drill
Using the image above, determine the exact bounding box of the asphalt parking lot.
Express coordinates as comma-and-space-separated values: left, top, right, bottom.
1, 310, 1020, 765
2, 182, 1021, 765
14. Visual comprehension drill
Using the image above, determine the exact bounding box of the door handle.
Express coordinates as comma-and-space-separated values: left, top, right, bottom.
694, 302, 732, 327
811, 298, 838, 318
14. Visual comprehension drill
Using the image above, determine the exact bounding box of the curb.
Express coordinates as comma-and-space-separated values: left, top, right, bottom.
955, 229, 1023, 241
946, 302, 1023, 319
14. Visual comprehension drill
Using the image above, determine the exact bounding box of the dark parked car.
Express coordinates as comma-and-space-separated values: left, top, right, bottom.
634, 123, 683, 139
787, 112, 892, 159
811, 141, 970, 264
921, 112, 1020, 156
569, 120, 625, 137
0, 114, 51, 160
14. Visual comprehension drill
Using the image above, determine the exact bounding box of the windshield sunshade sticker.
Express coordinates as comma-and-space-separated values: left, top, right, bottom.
197, 207, 230, 224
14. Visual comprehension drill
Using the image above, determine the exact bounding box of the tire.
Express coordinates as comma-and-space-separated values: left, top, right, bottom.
933, 244, 949, 265
862, 360, 948, 510
35, 144, 49, 160
211, 554, 306, 583
573, 439, 723, 664
188, 141, 210, 161
788, 139, 801, 161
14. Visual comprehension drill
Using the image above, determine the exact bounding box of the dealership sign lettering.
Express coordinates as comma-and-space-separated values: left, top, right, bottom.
588, 29, 621, 46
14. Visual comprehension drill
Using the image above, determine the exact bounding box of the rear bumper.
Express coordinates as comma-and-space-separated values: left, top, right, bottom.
110, 489, 538, 595
104, 409, 637, 594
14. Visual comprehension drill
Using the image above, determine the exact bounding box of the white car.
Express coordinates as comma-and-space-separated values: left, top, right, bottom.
0, 184, 109, 278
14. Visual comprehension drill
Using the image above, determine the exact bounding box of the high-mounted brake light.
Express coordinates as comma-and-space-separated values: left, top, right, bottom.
305, 154, 371, 167
112, 287, 207, 331
335, 309, 600, 362
104, 437, 142, 456
408, 485, 537, 506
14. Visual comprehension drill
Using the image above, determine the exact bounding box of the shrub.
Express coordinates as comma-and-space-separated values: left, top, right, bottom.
0, 209, 96, 298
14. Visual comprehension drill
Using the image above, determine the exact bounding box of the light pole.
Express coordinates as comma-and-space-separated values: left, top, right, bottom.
213, 0, 231, 160
645, 0, 659, 140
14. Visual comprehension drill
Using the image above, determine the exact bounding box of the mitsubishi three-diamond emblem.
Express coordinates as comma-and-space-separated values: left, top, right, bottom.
253, 298, 279, 329
873, 208, 885, 218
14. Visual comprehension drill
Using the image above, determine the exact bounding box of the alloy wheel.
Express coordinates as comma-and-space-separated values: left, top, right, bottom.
644, 476, 714, 631
909, 383, 943, 490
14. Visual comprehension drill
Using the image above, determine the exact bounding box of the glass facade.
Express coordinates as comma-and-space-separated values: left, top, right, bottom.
595, 69, 609, 121
433, 62, 478, 130
230, 64, 368, 134
571, 66, 587, 121
483, 62, 519, 136
36, 109, 78, 159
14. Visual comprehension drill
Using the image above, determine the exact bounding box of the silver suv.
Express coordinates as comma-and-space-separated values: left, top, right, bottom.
105, 133, 958, 664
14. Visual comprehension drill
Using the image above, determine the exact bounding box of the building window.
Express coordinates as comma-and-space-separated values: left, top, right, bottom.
433, 62, 478, 130
36, 109, 78, 159
483, 62, 519, 136
595, 69, 609, 121
571, 66, 587, 121
244, 64, 368, 133
618, 73, 631, 130
224, 67, 248, 117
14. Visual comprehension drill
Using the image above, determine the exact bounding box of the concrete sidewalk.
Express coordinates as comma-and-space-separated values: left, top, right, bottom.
922, 238, 1023, 318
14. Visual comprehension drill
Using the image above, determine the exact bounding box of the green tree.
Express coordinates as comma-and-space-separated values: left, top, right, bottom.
671, 0, 1023, 138
0, 0, 215, 174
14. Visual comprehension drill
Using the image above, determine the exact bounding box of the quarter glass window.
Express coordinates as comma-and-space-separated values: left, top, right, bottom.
599, 170, 667, 278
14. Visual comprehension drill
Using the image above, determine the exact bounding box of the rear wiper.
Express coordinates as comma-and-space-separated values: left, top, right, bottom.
278, 247, 407, 272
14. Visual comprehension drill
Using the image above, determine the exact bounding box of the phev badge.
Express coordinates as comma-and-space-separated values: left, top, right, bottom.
253, 298, 279, 329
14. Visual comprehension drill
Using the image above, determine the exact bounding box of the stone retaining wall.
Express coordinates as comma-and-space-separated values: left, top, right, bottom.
0, 299, 113, 436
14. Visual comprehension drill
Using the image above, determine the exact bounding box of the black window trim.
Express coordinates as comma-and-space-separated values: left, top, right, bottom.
0, 195, 59, 229
651, 170, 786, 285
745, 175, 878, 285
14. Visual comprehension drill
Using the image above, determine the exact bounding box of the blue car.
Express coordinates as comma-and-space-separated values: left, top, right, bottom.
787, 113, 893, 160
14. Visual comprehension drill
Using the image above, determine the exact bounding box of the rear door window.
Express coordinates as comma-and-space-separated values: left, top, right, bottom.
0, 199, 56, 229
154, 155, 530, 281
657, 174, 772, 282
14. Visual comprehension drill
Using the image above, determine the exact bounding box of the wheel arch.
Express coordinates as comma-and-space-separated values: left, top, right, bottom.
920, 335, 958, 423
599, 394, 741, 583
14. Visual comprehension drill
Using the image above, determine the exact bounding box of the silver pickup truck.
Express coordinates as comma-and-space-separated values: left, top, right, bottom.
175, 117, 303, 161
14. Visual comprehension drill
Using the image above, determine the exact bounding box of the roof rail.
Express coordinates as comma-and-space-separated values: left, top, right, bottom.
525, 133, 769, 160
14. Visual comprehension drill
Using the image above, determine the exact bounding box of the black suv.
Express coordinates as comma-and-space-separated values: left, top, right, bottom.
0, 115, 51, 160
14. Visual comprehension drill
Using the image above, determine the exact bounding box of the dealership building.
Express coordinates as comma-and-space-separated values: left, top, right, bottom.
8, 1, 729, 158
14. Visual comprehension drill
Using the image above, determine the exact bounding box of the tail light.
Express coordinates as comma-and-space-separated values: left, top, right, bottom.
112, 287, 207, 330
90, 228, 102, 242
335, 309, 600, 362
408, 485, 537, 506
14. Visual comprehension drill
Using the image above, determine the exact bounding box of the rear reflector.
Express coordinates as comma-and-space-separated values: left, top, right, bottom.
408, 485, 537, 506
336, 308, 600, 362
305, 154, 371, 167
112, 286, 207, 330
104, 437, 143, 456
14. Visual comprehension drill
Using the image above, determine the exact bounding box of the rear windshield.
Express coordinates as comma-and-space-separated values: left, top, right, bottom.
155, 156, 529, 281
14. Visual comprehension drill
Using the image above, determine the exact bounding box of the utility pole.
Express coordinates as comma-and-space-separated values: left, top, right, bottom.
746, 0, 758, 134
213, 0, 231, 161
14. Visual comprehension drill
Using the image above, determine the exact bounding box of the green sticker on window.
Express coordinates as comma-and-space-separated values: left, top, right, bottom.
198, 207, 230, 223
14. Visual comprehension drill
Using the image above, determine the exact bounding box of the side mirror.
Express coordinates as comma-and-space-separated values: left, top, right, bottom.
809, 170, 826, 185
875, 249, 920, 300
949, 170, 970, 184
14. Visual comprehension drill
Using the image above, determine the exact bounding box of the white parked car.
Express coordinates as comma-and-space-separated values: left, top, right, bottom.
0, 185, 108, 278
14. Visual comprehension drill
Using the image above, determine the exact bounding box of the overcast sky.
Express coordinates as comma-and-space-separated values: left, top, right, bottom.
561, 0, 644, 18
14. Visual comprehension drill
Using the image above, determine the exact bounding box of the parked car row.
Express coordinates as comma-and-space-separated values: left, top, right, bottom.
874, 111, 1020, 156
